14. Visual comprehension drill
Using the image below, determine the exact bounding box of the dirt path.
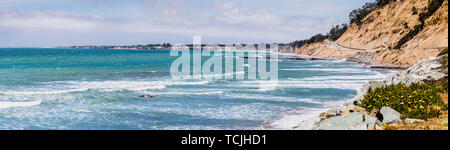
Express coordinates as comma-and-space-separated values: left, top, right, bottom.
324, 40, 367, 52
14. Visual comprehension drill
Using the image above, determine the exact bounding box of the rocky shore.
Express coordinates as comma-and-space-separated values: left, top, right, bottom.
292, 55, 448, 130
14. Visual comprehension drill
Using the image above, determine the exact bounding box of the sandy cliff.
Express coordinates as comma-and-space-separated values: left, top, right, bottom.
296, 0, 448, 67
296, 42, 359, 59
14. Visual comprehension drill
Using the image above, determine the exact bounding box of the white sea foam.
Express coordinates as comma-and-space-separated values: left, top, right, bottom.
159, 102, 285, 121
301, 73, 385, 81
261, 107, 327, 130
233, 80, 366, 90
280, 68, 372, 73
261, 98, 352, 130
189, 91, 225, 95
191, 71, 245, 79
260, 68, 390, 130
2, 88, 90, 95
223, 93, 323, 104
3, 80, 211, 96
0, 100, 41, 109
146, 90, 225, 96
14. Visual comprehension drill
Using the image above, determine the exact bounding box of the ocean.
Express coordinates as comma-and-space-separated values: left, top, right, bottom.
0, 48, 393, 130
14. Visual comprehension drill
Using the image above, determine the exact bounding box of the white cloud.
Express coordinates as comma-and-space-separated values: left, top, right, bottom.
212, 7, 283, 26
0, 1, 345, 47
0, 0, 51, 5
211, 1, 235, 9
0, 10, 104, 30
0, 0, 28, 4
161, 9, 179, 16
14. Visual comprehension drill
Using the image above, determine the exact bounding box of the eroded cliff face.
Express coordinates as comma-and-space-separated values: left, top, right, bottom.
337, 0, 429, 50
296, 0, 448, 67
296, 42, 358, 59
371, 47, 441, 67
278, 45, 296, 53
403, 0, 448, 49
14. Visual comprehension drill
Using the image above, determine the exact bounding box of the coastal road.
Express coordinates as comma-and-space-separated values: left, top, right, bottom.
324, 39, 366, 52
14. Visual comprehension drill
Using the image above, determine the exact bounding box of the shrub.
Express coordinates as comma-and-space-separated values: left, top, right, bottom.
348, 0, 394, 26
412, 6, 418, 15
403, 22, 409, 29
419, 0, 445, 23
289, 23, 349, 48
438, 47, 448, 56
436, 48, 448, 73
289, 40, 307, 48
327, 24, 349, 41
349, 2, 378, 26
307, 34, 326, 43
394, 25, 422, 49
359, 78, 448, 120
376, 0, 395, 7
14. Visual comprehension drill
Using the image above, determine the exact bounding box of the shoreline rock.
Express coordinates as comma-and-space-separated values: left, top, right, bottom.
312, 112, 381, 130
384, 56, 448, 86
380, 107, 401, 124
294, 55, 448, 130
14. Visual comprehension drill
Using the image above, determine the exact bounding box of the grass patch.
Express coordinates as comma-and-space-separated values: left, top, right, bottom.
359, 78, 448, 120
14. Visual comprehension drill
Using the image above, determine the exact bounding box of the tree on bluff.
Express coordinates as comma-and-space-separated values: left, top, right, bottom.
349, 2, 377, 25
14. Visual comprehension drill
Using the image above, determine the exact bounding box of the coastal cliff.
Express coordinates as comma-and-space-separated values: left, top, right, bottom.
296, 0, 448, 67
292, 0, 449, 130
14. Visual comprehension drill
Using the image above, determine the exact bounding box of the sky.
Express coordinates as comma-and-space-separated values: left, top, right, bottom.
0, 0, 374, 47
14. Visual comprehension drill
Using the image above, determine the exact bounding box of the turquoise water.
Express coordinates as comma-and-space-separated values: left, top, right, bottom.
0, 48, 390, 130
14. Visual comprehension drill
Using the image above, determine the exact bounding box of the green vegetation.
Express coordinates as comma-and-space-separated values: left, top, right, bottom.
327, 24, 349, 41
289, 34, 326, 48
438, 47, 448, 56
437, 48, 448, 70
349, 0, 394, 26
412, 6, 418, 15
289, 24, 348, 48
359, 78, 448, 120
375, 0, 395, 7
290, 0, 396, 48
349, 2, 378, 25
394, 0, 445, 49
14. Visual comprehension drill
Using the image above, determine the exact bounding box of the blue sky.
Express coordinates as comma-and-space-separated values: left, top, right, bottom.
0, 0, 374, 47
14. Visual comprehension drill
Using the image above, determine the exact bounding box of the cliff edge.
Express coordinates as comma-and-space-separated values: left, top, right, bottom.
297, 0, 448, 67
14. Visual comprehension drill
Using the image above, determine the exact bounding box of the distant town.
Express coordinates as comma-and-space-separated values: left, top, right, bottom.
57, 43, 295, 52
